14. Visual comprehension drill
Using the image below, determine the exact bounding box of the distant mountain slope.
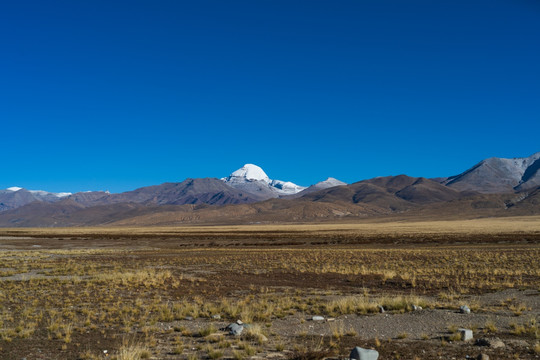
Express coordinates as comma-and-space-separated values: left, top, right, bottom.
304, 175, 465, 211
1, 153, 540, 227
0, 199, 85, 227
71, 178, 262, 207
291, 177, 347, 198
0, 187, 70, 211
105, 198, 383, 226
444, 152, 540, 193
0, 199, 195, 227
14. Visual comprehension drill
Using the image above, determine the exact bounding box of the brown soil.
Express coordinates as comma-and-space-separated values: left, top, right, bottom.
0, 229, 539, 359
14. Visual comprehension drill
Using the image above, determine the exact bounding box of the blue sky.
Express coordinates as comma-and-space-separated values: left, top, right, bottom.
1, 0, 539, 193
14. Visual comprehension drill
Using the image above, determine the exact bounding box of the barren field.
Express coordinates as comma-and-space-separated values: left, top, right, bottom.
0, 218, 539, 359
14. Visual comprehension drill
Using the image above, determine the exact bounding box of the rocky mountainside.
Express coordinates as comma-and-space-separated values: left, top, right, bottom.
290, 178, 347, 198
305, 175, 467, 212
443, 152, 540, 193
67, 178, 263, 207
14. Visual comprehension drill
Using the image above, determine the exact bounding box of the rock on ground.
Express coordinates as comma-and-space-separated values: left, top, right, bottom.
350, 346, 379, 360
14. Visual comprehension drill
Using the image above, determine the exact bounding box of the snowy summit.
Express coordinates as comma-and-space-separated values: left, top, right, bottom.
222, 164, 306, 196
225, 164, 271, 183
4, 186, 71, 198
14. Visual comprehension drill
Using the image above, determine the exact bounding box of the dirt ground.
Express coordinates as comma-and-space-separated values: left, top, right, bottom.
0, 226, 538, 359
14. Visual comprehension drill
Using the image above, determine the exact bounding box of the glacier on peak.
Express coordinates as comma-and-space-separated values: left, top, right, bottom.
224, 164, 270, 183
222, 164, 306, 196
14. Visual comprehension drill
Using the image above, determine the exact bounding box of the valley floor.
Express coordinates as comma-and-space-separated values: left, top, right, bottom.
0, 218, 539, 359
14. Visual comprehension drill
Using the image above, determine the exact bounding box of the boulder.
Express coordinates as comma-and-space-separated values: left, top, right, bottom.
350, 347, 379, 360
225, 323, 243, 336
458, 328, 473, 341
460, 305, 471, 314
412, 305, 422, 311
377, 305, 385, 313
475, 337, 505, 349
311, 315, 325, 321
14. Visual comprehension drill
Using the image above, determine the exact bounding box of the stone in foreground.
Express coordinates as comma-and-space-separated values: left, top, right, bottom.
350, 346, 379, 360
458, 328, 473, 341
225, 323, 243, 336
475, 337, 505, 349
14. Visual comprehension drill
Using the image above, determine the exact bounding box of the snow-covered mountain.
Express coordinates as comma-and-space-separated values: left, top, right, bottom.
222, 164, 307, 197
0, 187, 71, 211
6, 187, 72, 198
444, 152, 540, 193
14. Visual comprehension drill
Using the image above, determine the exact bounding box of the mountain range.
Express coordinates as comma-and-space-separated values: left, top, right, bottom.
1, 152, 539, 227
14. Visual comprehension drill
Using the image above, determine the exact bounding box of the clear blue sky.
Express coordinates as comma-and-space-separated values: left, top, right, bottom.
1, 0, 539, 193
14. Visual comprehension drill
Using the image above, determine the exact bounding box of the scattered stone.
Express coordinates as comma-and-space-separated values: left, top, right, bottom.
225, 322, 244, 336
211, 314, 221, 320
236, 319, 244, 325
311, 316, 325, 321
476, 354, 489, 360
460, 305, 471, 314
377, 305, 385, 313
326, 317, 335, 322
475, 338, 505, 349
350, 346, 379, 360
458, 328, 473, 341
412, 305, 422, 311
184, 316, 194, 321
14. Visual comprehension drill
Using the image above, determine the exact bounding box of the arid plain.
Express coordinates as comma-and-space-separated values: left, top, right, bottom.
0, 217, 539, 359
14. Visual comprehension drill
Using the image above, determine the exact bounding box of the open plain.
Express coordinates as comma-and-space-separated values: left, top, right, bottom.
0, 217, 539, 359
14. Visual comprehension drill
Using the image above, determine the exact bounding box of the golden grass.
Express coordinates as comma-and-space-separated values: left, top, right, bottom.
1, 215, 539, 236
0, 222, 539, 359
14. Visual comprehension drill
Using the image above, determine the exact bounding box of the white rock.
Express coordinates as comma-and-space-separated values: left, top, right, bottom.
458, 328, 473, 341
350, 346, 379, 360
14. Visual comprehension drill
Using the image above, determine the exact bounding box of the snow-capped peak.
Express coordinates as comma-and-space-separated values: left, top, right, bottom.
319, 177, 347, 187
223, 164, 271, 183
4, 186, 71, 198
222, 164, 306, 196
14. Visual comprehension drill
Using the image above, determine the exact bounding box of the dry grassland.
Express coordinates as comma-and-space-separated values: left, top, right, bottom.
1, 215, 539, 237
0, 218, 539, 359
